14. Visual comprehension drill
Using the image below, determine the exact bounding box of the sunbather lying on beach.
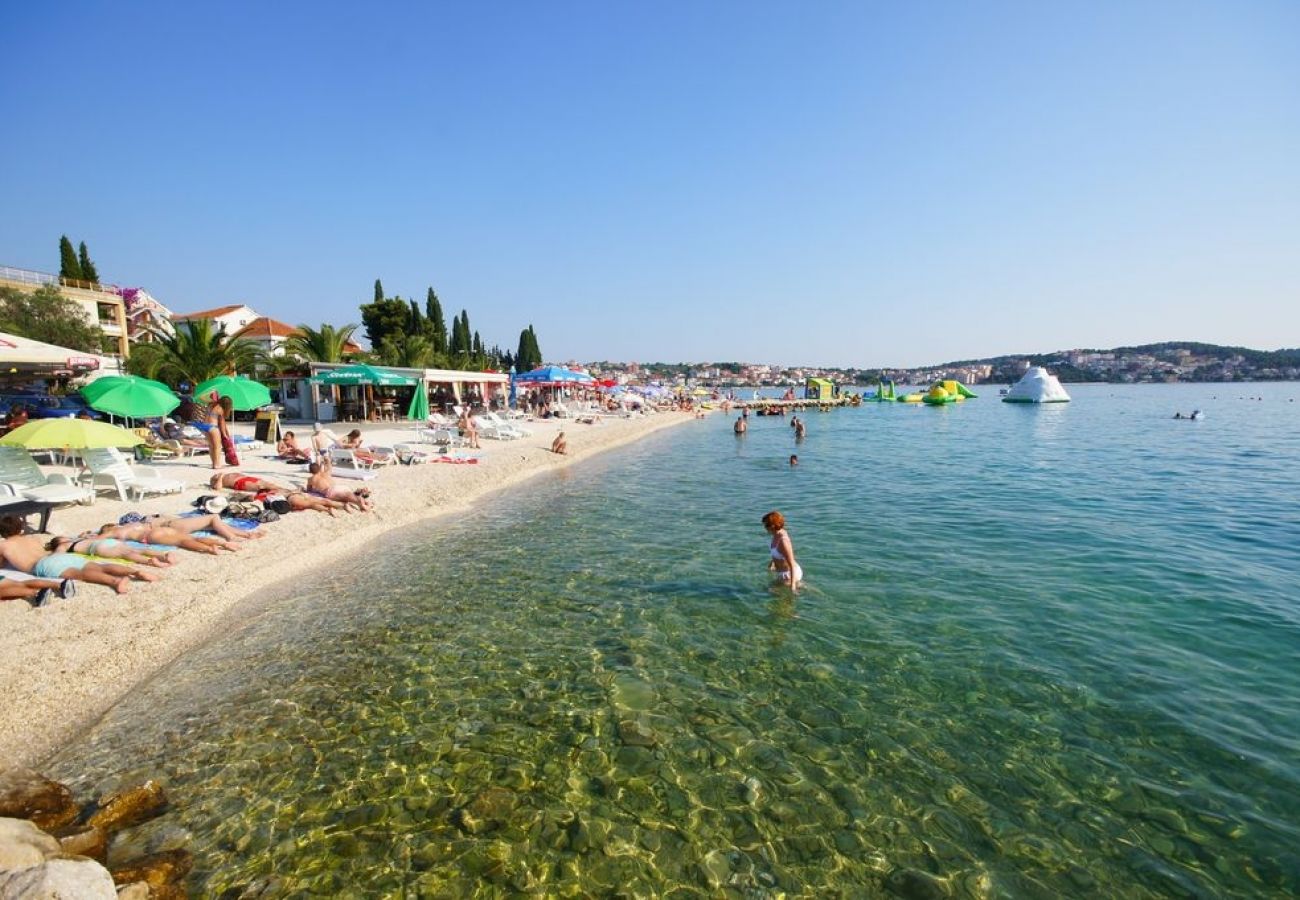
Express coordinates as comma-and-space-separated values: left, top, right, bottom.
250, 490, 346, 516
339, 430, 395, 465
1, 574, 77, 607
46, 534, 175, 567
210, 472, 296, 494
305, 457, 372, 511
97, 521, 241, 554
119, 512, 264, 543
0, 517, 161, 593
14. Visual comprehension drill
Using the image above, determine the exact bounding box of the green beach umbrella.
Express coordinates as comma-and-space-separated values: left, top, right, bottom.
80, 375, 179, 419
406, 385, 430, 421
310, 364, 416, 387
194, 375, 273, 411
0, 418, 144, 450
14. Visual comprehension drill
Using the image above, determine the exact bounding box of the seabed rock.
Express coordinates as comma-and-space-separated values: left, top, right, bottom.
86, 781, 169, 834
885, 866, 950, 900
0, 768, 78, 832
109, 848, 194, 892
0, 768, 190, 899
0, 856, 118, 898
0, 817, 61, 870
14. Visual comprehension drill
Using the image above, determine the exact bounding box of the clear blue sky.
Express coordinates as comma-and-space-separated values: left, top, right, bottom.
3, 2, 1297, 368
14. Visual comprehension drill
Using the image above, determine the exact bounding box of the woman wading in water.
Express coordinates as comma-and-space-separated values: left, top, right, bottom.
763, 510, 801, 592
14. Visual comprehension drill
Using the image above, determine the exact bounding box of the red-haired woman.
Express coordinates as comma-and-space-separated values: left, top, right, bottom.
762, 510, 801, 592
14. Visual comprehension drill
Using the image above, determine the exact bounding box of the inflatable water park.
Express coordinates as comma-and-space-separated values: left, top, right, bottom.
865, 378, 977, 405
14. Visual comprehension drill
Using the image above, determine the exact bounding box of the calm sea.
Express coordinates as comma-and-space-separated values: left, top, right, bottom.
50, 383, 1300, 897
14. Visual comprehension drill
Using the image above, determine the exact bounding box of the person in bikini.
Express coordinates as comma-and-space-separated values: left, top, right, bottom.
305, 456, 371, 512
762, 510, 802, 593
0, 517, 160, 594
46, 534, 175, 567
203, 391, 223, 470
97, 519, 244, 554
339, 429, 394, 465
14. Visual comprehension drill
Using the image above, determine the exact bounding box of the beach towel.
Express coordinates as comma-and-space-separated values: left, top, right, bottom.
435, 457, 479, 464
1, 568, 34, 582
176, 511, 260, 530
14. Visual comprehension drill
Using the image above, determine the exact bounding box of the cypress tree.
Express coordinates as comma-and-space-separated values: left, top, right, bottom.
409, 299, 422, 333
59, 236, 82, 281
426, 288, 447, 355
77, 242, 100, 283
374, 279, 384, 303
530, 326, 542, 368
472, 331, 483, 358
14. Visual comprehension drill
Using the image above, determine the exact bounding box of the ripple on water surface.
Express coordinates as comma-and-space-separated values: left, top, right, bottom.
50, 384, 1300, 896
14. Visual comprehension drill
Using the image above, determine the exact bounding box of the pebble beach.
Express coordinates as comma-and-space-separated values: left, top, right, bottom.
0, 411, 698, 768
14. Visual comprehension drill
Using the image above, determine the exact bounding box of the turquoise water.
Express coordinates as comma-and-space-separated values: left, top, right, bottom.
50, 384, 1300, 897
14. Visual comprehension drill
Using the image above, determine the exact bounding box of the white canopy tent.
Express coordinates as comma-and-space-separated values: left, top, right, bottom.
0, 331, 119, 379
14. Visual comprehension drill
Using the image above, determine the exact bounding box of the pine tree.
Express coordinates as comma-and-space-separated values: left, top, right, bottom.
374, 279, 384, 303
426, 288, 447, 355
77, 242, 100, 284
59, 236, 82, 281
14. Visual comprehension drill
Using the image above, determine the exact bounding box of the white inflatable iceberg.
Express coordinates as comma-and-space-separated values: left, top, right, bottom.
1003, 366, 1071, 403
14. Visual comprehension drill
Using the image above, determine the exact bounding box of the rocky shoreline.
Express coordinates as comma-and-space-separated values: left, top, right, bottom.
0, 767, 186, 898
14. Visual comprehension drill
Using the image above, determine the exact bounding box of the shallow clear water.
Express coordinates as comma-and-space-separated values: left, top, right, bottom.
50, 384, 1300, 897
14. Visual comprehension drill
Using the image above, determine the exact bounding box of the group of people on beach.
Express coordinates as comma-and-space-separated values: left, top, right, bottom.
0, 510, 266, 603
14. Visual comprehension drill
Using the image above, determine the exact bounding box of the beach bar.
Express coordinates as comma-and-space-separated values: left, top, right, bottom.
270, 364, 511, 423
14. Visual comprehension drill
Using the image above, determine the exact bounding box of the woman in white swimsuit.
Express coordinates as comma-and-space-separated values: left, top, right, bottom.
763, 510, 801, 592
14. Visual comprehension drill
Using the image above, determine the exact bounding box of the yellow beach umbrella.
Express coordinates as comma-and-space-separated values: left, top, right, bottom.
0, 418, 144, 450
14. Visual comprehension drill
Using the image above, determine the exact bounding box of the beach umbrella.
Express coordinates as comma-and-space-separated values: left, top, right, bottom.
310, 364, 416, 387
194, 375, 272, 411
406, 385, 430, 421
0, 418, 144, 450
80, 375, 179, 419
513, 365, 594, 385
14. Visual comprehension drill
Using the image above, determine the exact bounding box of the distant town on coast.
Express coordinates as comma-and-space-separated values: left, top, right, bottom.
598, 342, 1300, 390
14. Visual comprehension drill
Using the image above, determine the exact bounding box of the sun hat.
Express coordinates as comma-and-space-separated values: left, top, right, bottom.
203, 496, 228, 514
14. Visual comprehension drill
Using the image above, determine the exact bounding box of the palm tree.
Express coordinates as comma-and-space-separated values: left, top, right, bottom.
283, 323, 360, 364
379, 332, 435, 369
127, 319, 261, 385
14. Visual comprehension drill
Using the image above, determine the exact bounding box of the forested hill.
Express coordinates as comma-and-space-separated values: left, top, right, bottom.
938, 342, 1300, 383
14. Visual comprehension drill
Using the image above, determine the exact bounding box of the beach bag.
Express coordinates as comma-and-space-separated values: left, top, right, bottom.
220, 432, 240, 466
257, 509, 280, 523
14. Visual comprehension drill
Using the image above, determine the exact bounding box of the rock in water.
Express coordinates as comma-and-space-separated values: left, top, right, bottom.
109, 848, 193, 890
454, 788, 517, 835
885, 867, 950, 900
86, 780, 168, 834
54, 823, 108, 862
617, 719, 658, 747
0, 816, 61, 870
0, 768, 78, 831
0, 857, 117, 898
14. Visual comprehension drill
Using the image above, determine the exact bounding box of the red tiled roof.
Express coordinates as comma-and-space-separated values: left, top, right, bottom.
233, 317, 299, 340
172, 304, 250, 321
231, 318, 364, 355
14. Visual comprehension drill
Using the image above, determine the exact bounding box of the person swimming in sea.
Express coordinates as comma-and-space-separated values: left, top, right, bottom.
763, 510, 801, 593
